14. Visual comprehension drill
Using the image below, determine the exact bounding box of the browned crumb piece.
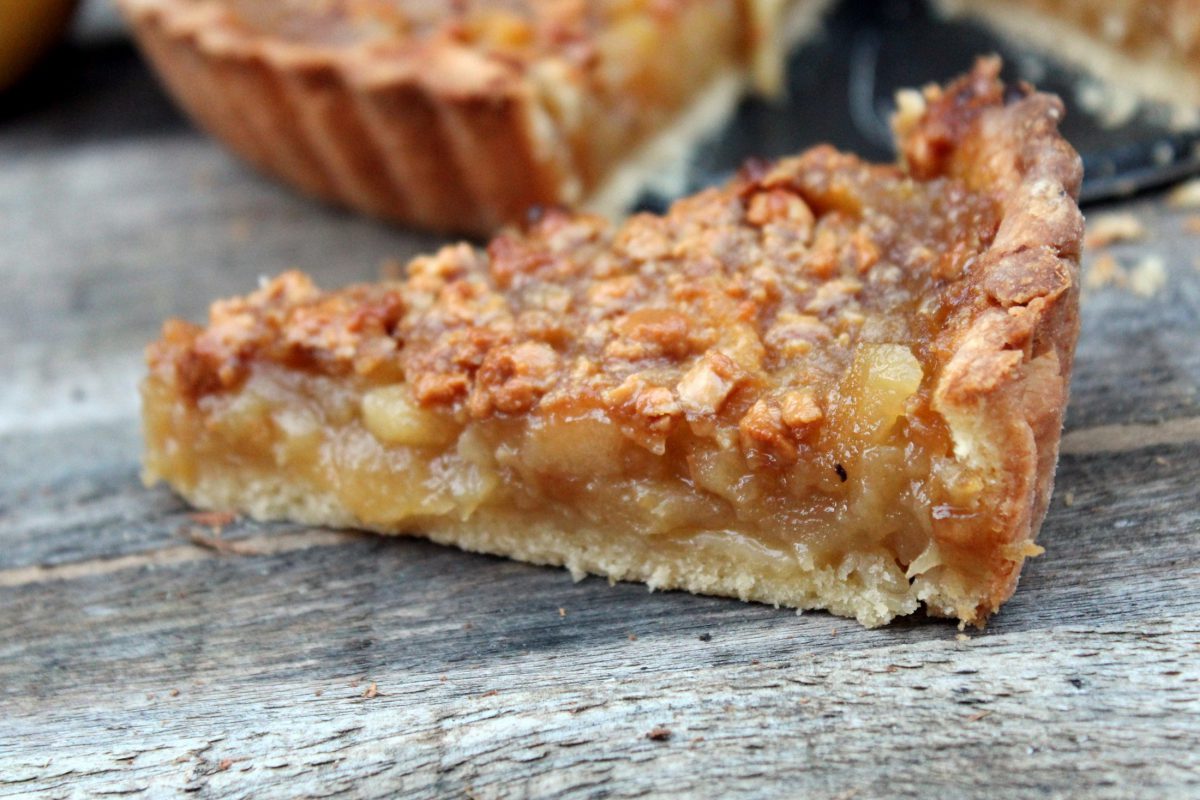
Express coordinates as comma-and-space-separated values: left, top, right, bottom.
1128, 255, 1167, 297
188, 510, 238, 527
1085, 250, 1167, 296
362, 681, 378, 699
183, 528, 257, 556
646, 727, 672, 741
169, 688, 180, 697
1085, 252, 1124, 290
478, 689, 499, 698
966, 710, 992, 722
1083, 212, 1145, 249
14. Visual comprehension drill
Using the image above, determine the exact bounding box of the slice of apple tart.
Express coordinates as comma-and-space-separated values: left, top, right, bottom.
143, 60, 1083, 626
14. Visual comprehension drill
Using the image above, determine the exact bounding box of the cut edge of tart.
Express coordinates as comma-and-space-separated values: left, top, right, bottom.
116, 0, 834, 235
142, 59, 1083, 627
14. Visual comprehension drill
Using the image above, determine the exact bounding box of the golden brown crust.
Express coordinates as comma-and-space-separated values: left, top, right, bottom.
145, 59, 1083, 626
896, 56, 1083, 620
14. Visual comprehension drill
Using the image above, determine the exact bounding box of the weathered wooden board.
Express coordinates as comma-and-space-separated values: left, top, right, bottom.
2, 10, 1199, 800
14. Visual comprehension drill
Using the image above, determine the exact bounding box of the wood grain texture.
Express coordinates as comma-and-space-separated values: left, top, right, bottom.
2, 15, 1199, 799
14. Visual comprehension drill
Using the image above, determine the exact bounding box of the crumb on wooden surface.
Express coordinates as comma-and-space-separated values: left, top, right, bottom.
558, 607, 566, 617
1085, 252, 1167, 297
169, 688, 180, 697
183, 528, 257, 556
646, 727, 672, 742
1085, 253, 1124, 290
1084, 212, 1145, 249
698, 633, 712, 642
187, 510, 237, 528
1168, 178, 1200, 208
1064, 491, 1076, 508
1128, 255, 1167, 297
478, 690, 499, 698
966, 710, 992, 722
627, 633, 638, 641
362, 682, 378, 699
956, 633, 971, 642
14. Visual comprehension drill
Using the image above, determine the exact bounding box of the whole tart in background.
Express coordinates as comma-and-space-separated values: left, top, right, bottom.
116, 0, 830, 234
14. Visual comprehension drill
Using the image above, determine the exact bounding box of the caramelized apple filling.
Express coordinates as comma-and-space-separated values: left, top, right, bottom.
143, 124, 1024, 626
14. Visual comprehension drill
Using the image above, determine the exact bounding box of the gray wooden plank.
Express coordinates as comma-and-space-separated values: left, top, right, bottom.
2, 615, 1197, 799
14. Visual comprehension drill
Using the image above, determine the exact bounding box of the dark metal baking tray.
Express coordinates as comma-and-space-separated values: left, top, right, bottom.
636, 0, 1200, 212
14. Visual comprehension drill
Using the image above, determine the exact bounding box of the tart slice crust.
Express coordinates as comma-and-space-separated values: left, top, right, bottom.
143, 60, 1082, 627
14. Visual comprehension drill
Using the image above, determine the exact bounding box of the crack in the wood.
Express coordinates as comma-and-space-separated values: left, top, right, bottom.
0, 530, 364, 588
1060, 416, 1200, 455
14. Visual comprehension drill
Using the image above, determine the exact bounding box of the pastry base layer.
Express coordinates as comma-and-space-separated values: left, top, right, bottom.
169, 468, 930, 627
